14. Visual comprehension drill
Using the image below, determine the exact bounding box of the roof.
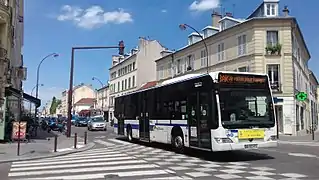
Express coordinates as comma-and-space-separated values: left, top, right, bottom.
139, 81, 157, 90
309, 71, 319, 85
75, 98, 95, 105
97, 85, 109, 91
155, 17, 311, 62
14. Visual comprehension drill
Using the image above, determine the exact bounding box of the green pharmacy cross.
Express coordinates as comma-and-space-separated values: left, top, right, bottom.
296, 92, 308, 101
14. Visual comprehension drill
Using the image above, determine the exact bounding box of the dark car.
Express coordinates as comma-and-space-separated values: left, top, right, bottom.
75, 117, 88, 127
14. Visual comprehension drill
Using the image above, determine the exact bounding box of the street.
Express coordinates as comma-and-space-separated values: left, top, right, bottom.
0, 125, 318, 179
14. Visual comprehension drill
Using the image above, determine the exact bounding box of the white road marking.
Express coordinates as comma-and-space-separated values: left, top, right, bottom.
288, 153, 317, 158
94, 139, 116, 146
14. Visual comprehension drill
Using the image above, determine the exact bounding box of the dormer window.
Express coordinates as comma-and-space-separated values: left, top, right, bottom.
265, 3, 278, 16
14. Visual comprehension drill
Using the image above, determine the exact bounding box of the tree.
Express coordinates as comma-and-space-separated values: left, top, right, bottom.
49, 97, 56, 115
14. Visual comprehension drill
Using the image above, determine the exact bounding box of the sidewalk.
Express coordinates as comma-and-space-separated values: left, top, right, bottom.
0, 129, 94, 163
278, 131, 319, 146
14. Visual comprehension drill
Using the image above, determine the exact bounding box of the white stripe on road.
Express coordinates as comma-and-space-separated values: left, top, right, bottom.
94, 139, 116, 146
108, 138, 132, 145
12, 156, 134, 168
8, 164, 159, 177
10, 160, 146, 171
141, 176, 192, 180
19, 169, 176, 180
12, 152, 126, 165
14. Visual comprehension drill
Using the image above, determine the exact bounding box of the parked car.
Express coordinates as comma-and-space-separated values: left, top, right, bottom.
87, 117, 106, 131
75, 117, 88, 127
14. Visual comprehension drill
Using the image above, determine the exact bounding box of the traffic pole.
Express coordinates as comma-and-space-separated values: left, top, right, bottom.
84, 131, 87, 145
74, 133, 77, 149
17, 122, 21, 156
54, 135, 58, 152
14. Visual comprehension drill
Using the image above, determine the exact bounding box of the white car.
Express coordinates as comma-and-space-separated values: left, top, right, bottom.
87, 117, 106, 131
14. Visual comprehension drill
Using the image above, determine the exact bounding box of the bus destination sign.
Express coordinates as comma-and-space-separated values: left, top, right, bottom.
218, 73, 267, 84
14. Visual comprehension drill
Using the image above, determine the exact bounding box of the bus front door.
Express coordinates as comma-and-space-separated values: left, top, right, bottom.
139, 93, 150, 141
188, 90, 211, 150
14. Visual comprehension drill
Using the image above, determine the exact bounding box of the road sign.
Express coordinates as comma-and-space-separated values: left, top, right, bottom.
296, 92, 308, 101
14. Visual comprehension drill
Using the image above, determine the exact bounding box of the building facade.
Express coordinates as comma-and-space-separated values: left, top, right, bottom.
108, 37, 167, 121
309, 72, 318, 132
94, 85, 109, 112
0, 0, 27, 120
155, 0, 316, 135
60, 83, 96, 116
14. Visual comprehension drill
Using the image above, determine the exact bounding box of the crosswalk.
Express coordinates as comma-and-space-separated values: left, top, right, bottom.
8, 139, 188, 180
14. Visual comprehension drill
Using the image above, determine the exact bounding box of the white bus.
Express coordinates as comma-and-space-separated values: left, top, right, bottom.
113, 71, 277, 152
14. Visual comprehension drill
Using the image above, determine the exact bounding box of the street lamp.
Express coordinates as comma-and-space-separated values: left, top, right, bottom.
179, 24, 209, 74
92, 77, 104, 113
66, 43, 125, 138
30, 84, 44, 114
34, 53, 59, 119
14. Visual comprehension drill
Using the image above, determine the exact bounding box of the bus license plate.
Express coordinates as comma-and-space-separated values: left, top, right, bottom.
244, 144, 258, 149
238, 129, 264, 139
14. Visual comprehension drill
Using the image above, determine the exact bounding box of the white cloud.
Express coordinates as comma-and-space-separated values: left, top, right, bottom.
161, 9, 167, 13
57, 5, 133, 29
189, 0, 220, 12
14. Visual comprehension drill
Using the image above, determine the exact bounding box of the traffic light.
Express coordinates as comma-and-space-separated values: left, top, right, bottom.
118, 40, 124, 55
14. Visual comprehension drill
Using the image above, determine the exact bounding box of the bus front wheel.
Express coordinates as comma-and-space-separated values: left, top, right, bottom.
172, 134, 184, 153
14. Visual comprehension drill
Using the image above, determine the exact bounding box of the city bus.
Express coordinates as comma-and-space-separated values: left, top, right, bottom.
113, 71, 277, 152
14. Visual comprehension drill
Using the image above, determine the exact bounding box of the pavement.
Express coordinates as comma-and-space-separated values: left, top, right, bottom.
278, 131, 319, 147
2, 126, 319, 179
0, 128, 94, 163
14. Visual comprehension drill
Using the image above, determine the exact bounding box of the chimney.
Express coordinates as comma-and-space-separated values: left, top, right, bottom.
225, 12, 233, 18
211, 11, 221, 28
282, 6, 289, 17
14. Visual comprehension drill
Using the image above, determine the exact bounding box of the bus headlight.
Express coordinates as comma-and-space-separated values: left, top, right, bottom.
214, 138, 233, 143
267, 135, 277, 141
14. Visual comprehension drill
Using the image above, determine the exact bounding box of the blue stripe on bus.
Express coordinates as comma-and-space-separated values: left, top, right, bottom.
114, 123, 187, 129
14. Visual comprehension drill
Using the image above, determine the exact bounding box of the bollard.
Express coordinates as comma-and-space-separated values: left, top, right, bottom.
74, 133, 77, 149
54, 135, 58, 152
84, 131, 87, 145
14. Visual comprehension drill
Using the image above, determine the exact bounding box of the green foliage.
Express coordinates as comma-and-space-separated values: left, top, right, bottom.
49, 97, 62, 114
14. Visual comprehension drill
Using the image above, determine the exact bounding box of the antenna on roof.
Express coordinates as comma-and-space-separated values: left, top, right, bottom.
219, 3, 223, 17
232, 4, 236, 17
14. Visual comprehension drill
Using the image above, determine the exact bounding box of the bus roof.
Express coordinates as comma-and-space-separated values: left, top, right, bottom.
115, 71, 268, 99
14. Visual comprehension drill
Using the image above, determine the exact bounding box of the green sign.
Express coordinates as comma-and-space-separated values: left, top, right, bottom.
296, 92, 308, 101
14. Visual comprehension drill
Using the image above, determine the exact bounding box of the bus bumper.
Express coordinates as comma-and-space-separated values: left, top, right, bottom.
212, 141, 278, 152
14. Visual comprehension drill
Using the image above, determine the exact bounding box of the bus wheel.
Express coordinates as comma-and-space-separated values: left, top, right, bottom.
172, 135, 184, 153
127, 127, 133, 141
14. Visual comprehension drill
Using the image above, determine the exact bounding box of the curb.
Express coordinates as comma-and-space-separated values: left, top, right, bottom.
0, 142, 95, 164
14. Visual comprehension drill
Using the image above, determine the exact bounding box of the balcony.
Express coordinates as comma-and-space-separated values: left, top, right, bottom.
0, 0, 10, 23
270, 81, 282, 93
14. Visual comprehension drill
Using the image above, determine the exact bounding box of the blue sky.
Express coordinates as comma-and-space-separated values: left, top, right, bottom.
23, 0, 319, 105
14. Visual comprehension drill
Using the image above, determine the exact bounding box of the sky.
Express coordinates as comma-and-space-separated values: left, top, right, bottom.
23, 0, 319, 106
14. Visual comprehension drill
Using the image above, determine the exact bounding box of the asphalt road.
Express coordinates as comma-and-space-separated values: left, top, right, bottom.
2, 127, 319, 179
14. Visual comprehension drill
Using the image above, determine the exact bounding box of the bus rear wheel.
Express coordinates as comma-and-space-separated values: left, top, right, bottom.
172, 135, 184, 153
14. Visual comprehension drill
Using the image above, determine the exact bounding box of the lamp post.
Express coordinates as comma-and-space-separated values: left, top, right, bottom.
34, 53, 59, 119
92, 77, 104, 113
30, 84, 44, 115
66, 43, 125, 138
179, 23, 209, 74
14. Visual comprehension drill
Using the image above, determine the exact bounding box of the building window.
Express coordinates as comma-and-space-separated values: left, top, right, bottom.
121, 80, 124, 91
128, 77, 131, 88
218, 43, 225, 61
167, 62, 172, 76
124, 66, 127, 74
238, 66, 248, 72
200, 50, 207, 67
132, 62, 135, 70
267, 64, 280, 90
124, 79, 127, 90
266, 3, 276, 16
177, 59, 181, 73
238, 34, 246, 56
132, 76, 135, 87
186, 55, 194, 70
117, 82, 120, 92
266, 31, 278, 46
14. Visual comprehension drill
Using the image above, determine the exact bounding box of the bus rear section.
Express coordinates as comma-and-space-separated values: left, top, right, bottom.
211, 72, 278, 151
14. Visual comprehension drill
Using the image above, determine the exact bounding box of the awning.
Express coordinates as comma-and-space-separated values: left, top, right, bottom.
5, 87, 41, 107
78, 109, 90, 116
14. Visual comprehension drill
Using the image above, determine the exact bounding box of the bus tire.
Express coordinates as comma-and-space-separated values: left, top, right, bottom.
171, 129, 184, 153
126, 126, 133, 142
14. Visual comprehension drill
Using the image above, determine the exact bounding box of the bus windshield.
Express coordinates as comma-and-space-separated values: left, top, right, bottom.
219, 88, 275, 128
